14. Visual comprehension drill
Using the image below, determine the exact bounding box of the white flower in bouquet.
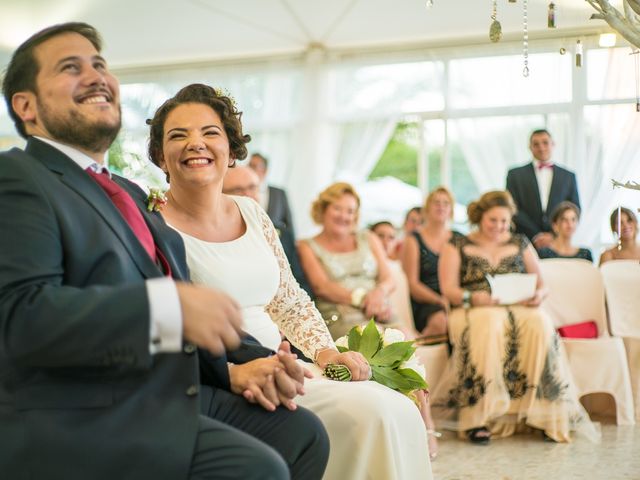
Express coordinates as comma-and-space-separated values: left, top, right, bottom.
382, 328, 405, 346
335, 335, 349, 349
400, 354, 426, 381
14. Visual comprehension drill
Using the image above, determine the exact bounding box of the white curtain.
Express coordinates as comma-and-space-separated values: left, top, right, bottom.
333, 117, 398, 184
576, 104, 640, 253
448, 115, 570, 193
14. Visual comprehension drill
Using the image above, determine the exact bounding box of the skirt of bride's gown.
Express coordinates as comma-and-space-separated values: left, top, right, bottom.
296, 363, 432, 480
431, 305, 600, 443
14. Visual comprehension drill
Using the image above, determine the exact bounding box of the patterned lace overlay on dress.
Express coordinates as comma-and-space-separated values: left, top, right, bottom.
258, 206, 336, 360
503, 308, 533, 399
439, 311, 488, 409
536, 334, 569, 402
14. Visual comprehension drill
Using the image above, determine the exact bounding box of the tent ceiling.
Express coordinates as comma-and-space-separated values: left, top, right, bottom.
0, 0, 619, 69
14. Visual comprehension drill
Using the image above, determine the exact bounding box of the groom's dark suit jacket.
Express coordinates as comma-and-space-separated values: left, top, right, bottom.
0, 138, 247, 479
506, 162, 580, 242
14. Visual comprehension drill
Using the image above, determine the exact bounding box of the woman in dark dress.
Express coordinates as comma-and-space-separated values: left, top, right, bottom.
402, 186, 463, 337
537, 201, 592, 262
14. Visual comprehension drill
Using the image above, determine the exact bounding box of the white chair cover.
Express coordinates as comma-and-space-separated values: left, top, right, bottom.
386, 260, 449, 391
540, 258, 635, 425
601, 260, 640, 422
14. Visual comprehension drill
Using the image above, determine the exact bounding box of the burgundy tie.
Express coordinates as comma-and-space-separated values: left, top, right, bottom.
537, 162, 553, 170
86, 168, 157, 262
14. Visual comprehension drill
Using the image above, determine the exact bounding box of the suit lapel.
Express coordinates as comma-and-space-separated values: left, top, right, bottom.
547, 166, 562, 213
25, 138, 162, 279
115, 178, 189, 281
526, 163, 544, 216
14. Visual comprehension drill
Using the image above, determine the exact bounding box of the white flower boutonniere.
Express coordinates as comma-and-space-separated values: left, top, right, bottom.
146, 188, 167, 212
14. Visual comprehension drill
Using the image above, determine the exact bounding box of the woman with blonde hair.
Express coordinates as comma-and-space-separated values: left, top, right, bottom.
402, 186, 464, 338
298, 182, 396, 340
299, 181, 441, 459
433, 191, 598, 445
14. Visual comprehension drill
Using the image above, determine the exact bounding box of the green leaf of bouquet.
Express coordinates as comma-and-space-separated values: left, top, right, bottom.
370, 341, 415, 367
359, 319, 381, 360
397, 368, 429, 390
336, 346, 349, 353
397, 344, 417, 364
371, 365, 416, 390
347, 326, 362, 351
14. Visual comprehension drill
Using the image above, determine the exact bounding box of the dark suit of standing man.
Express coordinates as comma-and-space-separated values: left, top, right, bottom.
249, 152, 294, 233
506, 129, 580, 250
0, 23, 328, 480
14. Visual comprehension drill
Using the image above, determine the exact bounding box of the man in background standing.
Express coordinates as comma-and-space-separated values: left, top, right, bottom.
249, 152, 294, 234
506, 129, 580, 249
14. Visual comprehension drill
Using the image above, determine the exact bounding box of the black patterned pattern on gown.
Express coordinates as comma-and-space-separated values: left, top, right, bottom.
536, 334, 569, 401
438, 310, 488, 409
503, 307, 532, 399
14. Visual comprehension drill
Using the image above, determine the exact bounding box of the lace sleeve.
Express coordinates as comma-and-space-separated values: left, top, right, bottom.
257, 206, 336, 360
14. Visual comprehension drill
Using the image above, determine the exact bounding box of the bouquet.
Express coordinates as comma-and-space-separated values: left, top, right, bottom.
323, 320, 428, 400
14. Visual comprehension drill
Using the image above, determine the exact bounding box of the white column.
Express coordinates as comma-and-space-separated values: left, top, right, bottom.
287, 45, 338, 238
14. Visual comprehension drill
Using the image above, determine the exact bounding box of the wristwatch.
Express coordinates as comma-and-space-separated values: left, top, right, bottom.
462, 290, 472, 309
350, 287, 368, 308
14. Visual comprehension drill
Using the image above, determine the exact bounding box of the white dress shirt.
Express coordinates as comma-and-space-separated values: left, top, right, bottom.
533, 160, 554, 212
35, 136, 182, 354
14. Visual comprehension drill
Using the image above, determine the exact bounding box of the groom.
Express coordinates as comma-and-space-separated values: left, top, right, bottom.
0, 22, 328, 479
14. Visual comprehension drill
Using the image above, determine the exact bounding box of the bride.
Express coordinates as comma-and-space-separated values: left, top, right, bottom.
147, 83, 432, 480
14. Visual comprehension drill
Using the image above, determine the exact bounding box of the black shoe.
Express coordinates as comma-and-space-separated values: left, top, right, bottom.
467, 427, 491, 445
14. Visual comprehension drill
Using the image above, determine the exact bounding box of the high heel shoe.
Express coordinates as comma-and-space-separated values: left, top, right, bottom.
426, 428, 441, 460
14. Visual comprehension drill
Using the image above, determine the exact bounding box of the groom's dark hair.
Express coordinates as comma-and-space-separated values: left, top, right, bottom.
2, 22, 102, 138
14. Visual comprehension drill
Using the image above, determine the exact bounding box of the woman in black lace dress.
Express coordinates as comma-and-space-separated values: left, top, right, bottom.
432, 191, 598, 444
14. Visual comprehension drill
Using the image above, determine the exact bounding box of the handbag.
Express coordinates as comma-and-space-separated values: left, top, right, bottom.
556, 320, 598, 339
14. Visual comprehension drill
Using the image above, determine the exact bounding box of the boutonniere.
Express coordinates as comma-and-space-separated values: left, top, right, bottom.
146, 188, 167, 212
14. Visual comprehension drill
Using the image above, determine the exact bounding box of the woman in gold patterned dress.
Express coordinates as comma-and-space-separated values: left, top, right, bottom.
433, 191, 598, 444
298, 182, 397, 340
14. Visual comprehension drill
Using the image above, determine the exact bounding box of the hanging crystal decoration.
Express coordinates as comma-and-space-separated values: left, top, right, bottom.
523, 0, 529, 76
426, 0, 434, 7
633, 49, 640, 112
575, 40, 583, 67
489, 0, 502, 43
548, 2, 556, 28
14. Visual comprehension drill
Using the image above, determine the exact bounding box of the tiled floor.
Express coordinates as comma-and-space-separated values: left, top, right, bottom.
430, 421, 639, 479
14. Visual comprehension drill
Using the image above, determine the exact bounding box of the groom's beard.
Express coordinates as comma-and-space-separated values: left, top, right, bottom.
37, 98, 122, 154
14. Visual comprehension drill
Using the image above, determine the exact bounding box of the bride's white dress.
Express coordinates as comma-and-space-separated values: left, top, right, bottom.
175, 195, 431, 480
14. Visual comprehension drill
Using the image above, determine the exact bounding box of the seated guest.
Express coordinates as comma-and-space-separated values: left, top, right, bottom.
599, 207, 640, 265
433, 191, 599, 444
538, 201, 592, 261
370, 220, 417, 335
402, 187, 464, 338
394, 206, 424, 258
298, 183, 398, 340
147, 84, 433, 480
370, 221, 398, 259
223, 165, 313, 297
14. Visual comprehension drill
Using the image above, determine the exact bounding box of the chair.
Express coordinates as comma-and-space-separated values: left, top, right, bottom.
600, 260, 640, 422
387, 260, 448, 391
539, 258, 635, 425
